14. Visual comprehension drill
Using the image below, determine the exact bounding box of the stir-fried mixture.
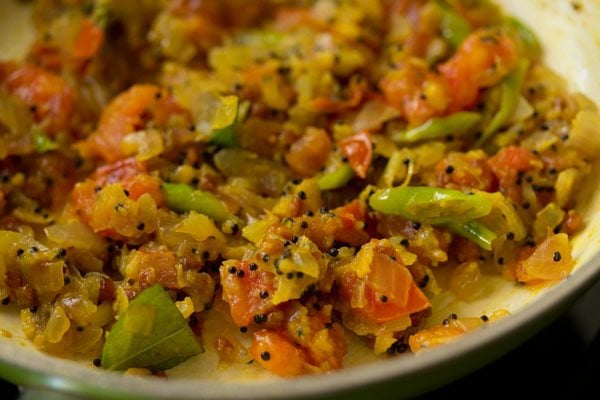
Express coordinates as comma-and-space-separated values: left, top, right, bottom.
0, 0, 598, 377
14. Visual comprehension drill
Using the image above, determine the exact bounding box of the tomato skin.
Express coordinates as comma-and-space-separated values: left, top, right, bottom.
77, 84, 189, 163
220, 261, 277, 327
339, 132, 373, 179
439, 29, 518, 112
339, 273, 430, 324
250, 330, 305, 377
0, 63, 73, 135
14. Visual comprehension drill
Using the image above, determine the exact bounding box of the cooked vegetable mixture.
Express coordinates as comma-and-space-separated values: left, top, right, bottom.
0, 0, 597, 377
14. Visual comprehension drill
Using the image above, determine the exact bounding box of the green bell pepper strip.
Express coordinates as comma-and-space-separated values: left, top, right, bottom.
445, 220, 498, 251
318, 164, 355, 191
163, 182, 232, 223
210, 95, 239, 148
504, 17, 541, 61
369, 186, 493, 225
391, 112, 482, 144
436, 1, 471, 50
476, 59, 530, 147
102, 285, 203, 371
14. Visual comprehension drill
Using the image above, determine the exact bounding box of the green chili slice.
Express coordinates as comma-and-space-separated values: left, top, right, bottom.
369, 186, 493, 225
163, 182, 232, 223
445, 220, 498, 251
436, 1, 471, 50
392, 112, 482, 144
318, 164, 355, 191
477, 59, 530, 147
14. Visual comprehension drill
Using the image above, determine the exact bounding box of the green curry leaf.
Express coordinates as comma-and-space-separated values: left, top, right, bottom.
101, 284, 203, 371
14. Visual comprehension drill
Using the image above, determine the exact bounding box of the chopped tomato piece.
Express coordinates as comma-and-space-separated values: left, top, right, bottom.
285, 304, 347, 372
126, 247, 179, 290
488, 145, 536, 201
220, 261, 277, 327
71, 158, 164, 226
28, 17, 104, 72
349, 277, 430, 324
72, 18, 105, 62
338, 243, 430, 324
439, 29, 518, 112
285, 128, 332, 177
333, 200, 370, 246
311, 79, 367, 113
77, 84, 189, 163
250, 330, 305, 377
0, 63, 73, 135
489, 145, 536, 173
339, 132, 373, 179
434, 151, 497, 192
380, 59, 449, 125
91, 158, 164, 204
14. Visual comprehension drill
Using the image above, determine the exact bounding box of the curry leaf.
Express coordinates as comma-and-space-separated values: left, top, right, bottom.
101, 284, 203, 371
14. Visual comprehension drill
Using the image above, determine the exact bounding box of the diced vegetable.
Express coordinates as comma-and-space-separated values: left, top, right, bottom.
391, 112, 482, 144
533, 203, 565, 242
251, 330, 304, 377
435, 1, 472, 50
504, 17, 541, 61
567, 109, 600, 158
445, 220, 497, 251
477, 59, 529, 147
219, 260, 276, 327
34, 131, 59, 153
162, 182, 232, 223
476, 191, 527, 241
554, 168, 580, 208
339, 132, 373, 179
439, 29, 518, 112
449, 261, 484, 301
214, 148, 290, 196
515, 233, 574, 283
285, 128, 332, 177
210, 95, 239, 147
369, 186, 493, 225
318, 164, 355, 191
